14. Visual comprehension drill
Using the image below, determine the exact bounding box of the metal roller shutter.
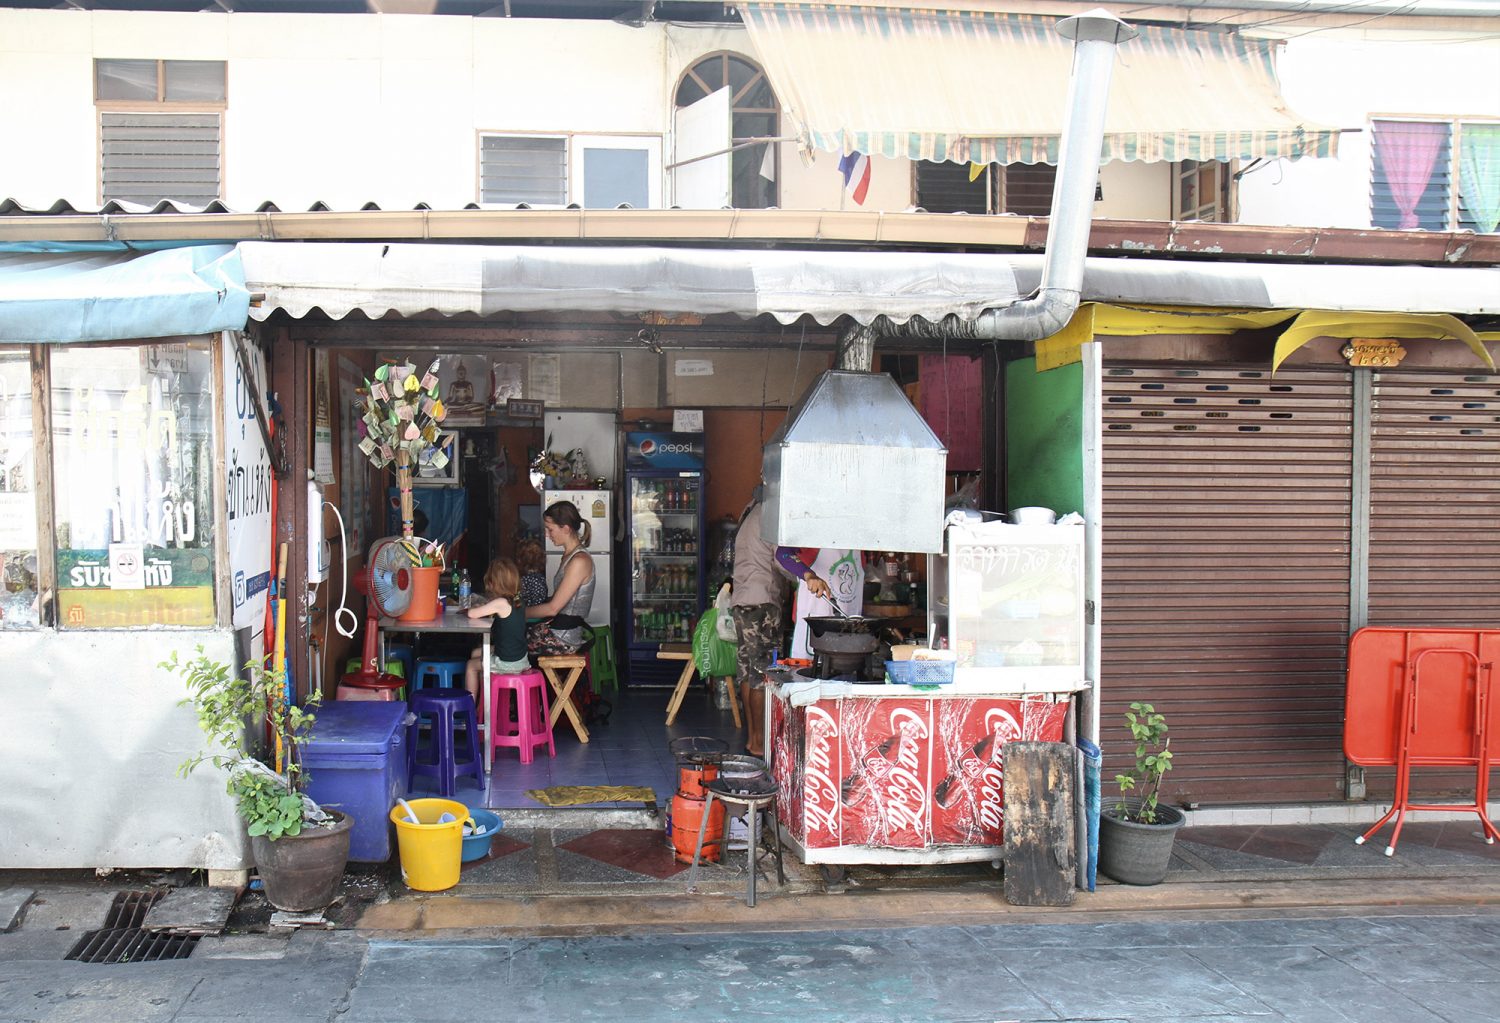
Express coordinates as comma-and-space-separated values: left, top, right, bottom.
1368, 370, 1500, 627
1101, 365, 1354, 805
1364, 368, 1500, 799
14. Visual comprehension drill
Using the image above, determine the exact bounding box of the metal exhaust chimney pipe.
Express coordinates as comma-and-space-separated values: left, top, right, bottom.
873, 8, 1136, 345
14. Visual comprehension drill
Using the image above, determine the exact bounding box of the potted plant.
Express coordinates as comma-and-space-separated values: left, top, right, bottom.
166, 647, 353, 912
1098, 701, 1184, 886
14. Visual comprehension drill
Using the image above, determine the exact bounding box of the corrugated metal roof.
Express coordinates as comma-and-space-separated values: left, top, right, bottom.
0, 201, 1494, 267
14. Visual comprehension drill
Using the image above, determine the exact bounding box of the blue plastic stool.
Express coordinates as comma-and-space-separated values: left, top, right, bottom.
414, 657, 466, 690
386, 642, 416, 685
406, 689, 485, 797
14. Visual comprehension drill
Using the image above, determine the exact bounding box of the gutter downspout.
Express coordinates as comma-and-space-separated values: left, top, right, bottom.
869, 8, 1136, 346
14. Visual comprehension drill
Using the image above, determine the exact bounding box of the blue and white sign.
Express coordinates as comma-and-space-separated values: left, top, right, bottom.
625, 431, 705, 470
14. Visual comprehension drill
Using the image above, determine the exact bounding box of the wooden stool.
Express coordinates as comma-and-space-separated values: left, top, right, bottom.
536, 654, 590, 743
658, 645, 741, 729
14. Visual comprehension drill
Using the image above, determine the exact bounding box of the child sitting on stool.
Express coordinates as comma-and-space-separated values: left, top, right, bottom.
464, 557, 532, 718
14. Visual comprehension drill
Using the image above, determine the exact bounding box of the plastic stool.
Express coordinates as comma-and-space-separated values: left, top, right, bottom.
588, 626, 618, 695
414, 658, 466, 690
386, 642, 415, 684
336, 676, 405, 702
488, 670, 556, 765
406, 689, 485, 797
686, 778, 784, 908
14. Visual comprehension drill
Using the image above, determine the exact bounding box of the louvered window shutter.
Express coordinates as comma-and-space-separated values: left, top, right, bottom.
480, 137, 567, 206
101, 111, 221, 207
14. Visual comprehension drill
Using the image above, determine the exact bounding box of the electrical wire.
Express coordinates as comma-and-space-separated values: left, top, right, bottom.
325, 499, 358, 639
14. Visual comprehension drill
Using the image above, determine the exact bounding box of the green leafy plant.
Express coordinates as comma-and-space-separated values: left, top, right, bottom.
164, 646, 324, 839
1112, 701, 1173, 824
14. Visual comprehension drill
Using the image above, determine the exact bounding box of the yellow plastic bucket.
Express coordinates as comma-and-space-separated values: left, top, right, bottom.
389, 798, 468, 891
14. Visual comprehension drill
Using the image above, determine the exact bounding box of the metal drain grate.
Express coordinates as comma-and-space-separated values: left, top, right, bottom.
65, 890, 201, 964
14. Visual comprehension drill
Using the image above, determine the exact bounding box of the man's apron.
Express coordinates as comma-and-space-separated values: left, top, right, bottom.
790, 548, 866, 660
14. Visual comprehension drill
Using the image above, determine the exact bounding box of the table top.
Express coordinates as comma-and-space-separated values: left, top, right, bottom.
378, 610, 491, 634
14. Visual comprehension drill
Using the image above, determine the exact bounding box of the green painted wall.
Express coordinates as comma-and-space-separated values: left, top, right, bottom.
1004, 357, 1084, 517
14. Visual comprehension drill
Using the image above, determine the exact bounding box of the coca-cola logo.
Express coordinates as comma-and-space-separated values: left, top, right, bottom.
881, 708, 929, 832
977, 708, 1019, 833
803, 706, 840, 836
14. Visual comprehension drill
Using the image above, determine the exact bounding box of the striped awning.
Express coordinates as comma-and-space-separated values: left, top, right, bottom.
740, 3, 1340, 165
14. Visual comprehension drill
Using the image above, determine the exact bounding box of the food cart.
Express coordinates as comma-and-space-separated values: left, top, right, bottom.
768, 518, 1089, 872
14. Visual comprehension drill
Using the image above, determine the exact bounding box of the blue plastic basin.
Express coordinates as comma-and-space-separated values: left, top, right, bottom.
460, 808, 504, 863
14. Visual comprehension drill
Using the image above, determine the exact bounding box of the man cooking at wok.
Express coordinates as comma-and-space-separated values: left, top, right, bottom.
731, 487, 833, 759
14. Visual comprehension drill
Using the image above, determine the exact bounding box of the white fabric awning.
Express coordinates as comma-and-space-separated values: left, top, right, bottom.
740, 2, 1340, 165
237, 242, 1500, 325
238, 242, 1022, 326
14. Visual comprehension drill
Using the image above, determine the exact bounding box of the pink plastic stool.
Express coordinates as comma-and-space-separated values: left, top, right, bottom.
489, 669, 556, 765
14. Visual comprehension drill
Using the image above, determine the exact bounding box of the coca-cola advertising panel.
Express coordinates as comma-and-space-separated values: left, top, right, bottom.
798, 701, 841, 849
771, 694, 807, 843
836, 699, 933, 849
931, 697, 1069, 846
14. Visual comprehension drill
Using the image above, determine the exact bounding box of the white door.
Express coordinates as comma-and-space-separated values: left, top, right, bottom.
672, 86, 731, 208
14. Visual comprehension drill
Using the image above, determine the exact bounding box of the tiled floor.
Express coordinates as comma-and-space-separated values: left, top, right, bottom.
407, 679, 746, 810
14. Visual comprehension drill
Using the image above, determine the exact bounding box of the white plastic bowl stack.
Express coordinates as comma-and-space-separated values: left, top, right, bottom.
1009, 507, 1057, 526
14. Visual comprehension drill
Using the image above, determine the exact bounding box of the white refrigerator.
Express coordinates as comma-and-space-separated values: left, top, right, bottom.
543, 488, 612, 628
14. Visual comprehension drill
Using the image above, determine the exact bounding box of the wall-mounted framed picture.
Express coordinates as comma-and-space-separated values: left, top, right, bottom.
411, 432, 461, 487
507, 398, 545, 420
436, 353, 489, 426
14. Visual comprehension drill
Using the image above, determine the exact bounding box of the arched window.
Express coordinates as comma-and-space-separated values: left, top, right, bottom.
675, 53, 778, 209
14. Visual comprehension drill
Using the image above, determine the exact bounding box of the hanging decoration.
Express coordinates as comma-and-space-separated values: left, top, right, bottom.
355, 357, 452, 540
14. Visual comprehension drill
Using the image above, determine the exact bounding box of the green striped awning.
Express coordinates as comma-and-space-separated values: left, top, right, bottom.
740, 3, 1341, 165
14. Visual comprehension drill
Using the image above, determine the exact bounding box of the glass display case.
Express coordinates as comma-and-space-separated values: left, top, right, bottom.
932, 520, 1085, 689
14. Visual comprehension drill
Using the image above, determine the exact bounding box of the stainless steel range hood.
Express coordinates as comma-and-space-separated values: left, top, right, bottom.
761, 334, 948, 553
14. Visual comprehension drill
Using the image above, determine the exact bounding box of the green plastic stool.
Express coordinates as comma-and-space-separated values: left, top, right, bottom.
588, 625, 618, 695
343, 657, 407, 701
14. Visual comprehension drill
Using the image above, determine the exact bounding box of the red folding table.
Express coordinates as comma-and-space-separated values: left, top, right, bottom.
1345, 627, 1500, 855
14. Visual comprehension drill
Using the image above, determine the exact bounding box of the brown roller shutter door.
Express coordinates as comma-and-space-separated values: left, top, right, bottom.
1100, 365, 1353, 805
1364, 368, 1500, 799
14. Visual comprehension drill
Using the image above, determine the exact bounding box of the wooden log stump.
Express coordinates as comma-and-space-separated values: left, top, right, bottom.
1002, 740, 1076, 907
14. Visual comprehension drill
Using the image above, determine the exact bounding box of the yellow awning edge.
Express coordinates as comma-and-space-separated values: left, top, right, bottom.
1271, 311, 1497, 373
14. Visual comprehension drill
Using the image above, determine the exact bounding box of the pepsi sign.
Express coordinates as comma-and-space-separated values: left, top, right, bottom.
626, 431, 705, 470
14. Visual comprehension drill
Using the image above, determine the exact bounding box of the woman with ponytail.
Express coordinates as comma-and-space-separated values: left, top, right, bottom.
525, 500, 596, 655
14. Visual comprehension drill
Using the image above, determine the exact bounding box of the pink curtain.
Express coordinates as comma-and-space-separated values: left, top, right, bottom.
1374, 120, 1448, 230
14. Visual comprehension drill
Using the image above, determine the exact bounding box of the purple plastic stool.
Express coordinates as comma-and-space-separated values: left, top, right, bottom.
407, 689, 485, 797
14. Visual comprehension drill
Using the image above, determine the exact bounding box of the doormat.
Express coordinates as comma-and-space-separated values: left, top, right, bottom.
525, 785, 656, 807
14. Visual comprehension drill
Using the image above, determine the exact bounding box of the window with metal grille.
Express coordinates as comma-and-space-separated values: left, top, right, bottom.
914, 162, 1058, 215
95, 59, 224, 207
479, 136, 568, 206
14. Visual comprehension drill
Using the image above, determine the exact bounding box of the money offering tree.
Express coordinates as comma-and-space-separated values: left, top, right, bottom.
356, 358, 452, 541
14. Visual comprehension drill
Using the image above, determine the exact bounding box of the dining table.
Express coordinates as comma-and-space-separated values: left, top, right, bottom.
378, 609, 497, 771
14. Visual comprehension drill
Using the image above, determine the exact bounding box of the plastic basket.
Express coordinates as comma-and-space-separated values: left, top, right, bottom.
884, 659, 955, 686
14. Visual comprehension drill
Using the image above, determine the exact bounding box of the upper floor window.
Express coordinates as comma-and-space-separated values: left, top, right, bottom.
94, 59, 225, 207
914, 162, 1056, 216
1173, 160, 1234, 223
674, 54, 778, 209
478, 133, 660, 208
1371, 118, 1500, 233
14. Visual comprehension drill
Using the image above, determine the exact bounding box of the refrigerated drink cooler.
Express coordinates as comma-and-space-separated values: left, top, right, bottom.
623, 432, 707, 684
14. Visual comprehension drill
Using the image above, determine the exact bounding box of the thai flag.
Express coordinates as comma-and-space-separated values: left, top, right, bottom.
838, 150, 871, 206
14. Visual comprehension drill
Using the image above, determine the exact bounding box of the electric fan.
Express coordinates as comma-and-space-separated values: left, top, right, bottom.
340, 536, 418, 690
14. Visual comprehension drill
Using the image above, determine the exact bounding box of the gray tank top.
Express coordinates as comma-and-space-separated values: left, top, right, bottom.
551, 546, 596, 649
